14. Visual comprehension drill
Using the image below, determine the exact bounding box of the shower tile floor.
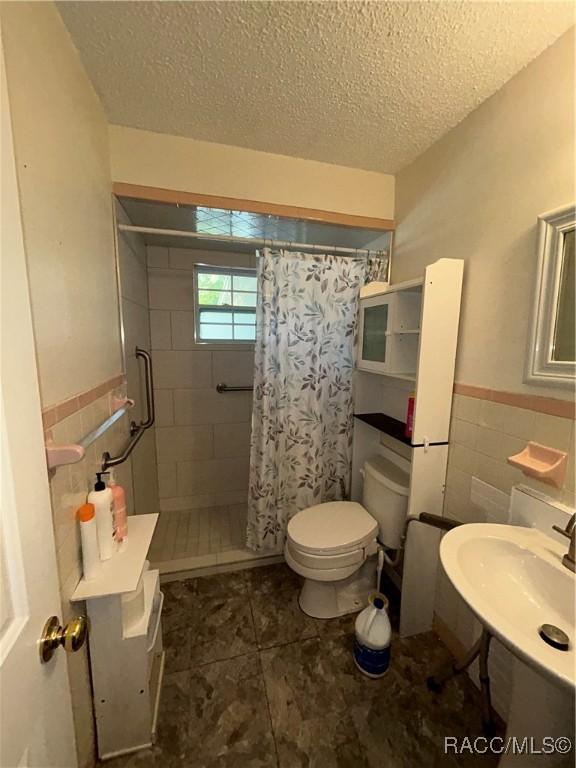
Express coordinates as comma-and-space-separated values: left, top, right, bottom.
107, 564, 501, 768
148, 504, 272, 573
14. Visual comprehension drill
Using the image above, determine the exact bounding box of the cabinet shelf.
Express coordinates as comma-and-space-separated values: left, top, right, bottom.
356, 368, 416, 382
389, 372, 417, 381
354, 412, 449, 448
366, 278, 424, 296
354, 413, 412, 447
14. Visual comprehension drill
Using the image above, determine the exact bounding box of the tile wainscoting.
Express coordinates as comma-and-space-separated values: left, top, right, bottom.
453, 383, 575, 420
446, 389, 574, 512
45, 379, 135, 768
436, 389, 575, 719
41, 374, 126, 430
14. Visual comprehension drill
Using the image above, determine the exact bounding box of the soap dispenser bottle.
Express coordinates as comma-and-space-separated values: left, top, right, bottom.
88, 472, 115, 560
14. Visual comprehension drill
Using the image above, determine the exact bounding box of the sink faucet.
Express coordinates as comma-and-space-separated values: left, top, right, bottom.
552, 514, 576, 573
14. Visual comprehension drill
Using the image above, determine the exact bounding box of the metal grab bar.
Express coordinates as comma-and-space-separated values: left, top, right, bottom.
135, 347, 155, 429
102, 425, 146, 470
101, 347, 155, 470
216, 383, 254, 393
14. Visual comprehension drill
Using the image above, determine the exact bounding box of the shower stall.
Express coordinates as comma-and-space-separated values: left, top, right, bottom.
114, 193, 391, 576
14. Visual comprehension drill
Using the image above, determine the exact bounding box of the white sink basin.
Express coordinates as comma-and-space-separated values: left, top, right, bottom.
440, 523, 575, 689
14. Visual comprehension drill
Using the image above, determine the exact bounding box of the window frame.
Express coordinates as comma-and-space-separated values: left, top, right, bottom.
193, 263, 257, 345
525, 203, 576, 388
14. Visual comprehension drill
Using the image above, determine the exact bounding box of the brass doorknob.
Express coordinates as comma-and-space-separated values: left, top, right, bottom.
39, 615, 88, 664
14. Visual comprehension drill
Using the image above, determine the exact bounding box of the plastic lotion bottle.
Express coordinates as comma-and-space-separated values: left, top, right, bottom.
77, 503, 102, 580
109, 470, 128, 549
88, 472, 115, 560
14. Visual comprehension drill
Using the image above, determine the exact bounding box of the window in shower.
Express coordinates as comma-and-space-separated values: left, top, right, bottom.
194, 265, 257, 342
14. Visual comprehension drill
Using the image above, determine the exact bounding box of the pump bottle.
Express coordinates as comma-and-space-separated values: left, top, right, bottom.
88, 472, 115, 560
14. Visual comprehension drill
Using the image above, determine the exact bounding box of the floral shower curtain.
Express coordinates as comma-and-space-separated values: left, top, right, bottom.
246, 248, 386, 553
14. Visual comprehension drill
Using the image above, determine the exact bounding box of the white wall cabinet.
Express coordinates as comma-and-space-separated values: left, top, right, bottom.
357, 293, 395, 373
357, 279, 423, 378
71, 514, 164, 761
352, 258, 464, 637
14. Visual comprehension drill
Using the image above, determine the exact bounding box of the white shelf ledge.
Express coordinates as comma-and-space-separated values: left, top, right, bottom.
374, 278, 424, 296
71, 514, 158, 601
386, 372, 417, 381
356, 369, 417, 382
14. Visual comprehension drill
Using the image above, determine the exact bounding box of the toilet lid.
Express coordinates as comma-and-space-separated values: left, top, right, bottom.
287, 501, 378, 555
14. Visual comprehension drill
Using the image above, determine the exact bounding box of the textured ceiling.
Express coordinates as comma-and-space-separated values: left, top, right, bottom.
59, 1, 574, 173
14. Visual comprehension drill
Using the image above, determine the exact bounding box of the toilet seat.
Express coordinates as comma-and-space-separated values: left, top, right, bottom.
285, 541, 364, 582
286, 538, 367, 570
287, 501, 378, 556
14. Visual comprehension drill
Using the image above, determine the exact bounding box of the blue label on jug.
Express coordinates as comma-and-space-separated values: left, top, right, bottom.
354, 639, 391, 677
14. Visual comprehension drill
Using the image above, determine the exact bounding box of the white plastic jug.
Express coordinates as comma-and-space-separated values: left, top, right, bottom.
354, 592, 391, 678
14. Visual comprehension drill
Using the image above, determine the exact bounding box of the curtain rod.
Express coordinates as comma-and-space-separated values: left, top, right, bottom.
117, 224, 386, 257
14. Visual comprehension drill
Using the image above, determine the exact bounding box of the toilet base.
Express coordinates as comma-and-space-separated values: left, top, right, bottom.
298, 557, 376, 619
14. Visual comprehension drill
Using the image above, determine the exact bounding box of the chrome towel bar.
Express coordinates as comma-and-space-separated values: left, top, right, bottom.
216, 382, 254, 393
77, 402, 132, 452
45, 400, 134, 471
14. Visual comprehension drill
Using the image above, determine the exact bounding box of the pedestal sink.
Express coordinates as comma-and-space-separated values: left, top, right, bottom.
441, 521, 575, 767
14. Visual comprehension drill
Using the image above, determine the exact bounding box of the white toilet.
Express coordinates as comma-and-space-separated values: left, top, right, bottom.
284, 454, 410, 619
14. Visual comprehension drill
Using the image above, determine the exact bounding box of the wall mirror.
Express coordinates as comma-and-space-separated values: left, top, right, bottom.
525, 203, 575, 388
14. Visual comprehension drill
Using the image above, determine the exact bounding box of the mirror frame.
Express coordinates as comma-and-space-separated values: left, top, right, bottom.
525, 203, 576, 389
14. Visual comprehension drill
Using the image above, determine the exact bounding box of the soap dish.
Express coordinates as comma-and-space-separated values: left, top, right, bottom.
507, 441, 568, 488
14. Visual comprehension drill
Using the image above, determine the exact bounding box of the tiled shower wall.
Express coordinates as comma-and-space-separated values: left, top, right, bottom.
436, 392, 575, 717
116, 203, 159, 515
147, 246, 255, 513
45, 386, 134, 768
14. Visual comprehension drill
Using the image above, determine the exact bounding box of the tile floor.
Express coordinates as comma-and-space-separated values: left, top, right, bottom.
108, 564, 500, 768
148, 504, 271, 572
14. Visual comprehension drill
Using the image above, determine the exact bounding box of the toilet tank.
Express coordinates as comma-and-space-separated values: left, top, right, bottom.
362, 454, 410, 549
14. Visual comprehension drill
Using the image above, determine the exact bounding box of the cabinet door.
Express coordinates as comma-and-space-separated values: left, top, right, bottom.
358, 295, 394, 372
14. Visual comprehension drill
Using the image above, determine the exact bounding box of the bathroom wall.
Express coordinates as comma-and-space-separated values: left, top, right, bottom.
393, 28, 576, 719
1, 2, 123, 408
1, 5, 125, 767
148, 246, 255, 516
393, 27, 575, 401
116, 202, 160, 515
109, 125, 395, 221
